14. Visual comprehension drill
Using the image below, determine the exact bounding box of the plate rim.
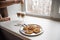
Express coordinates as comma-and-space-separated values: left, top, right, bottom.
19, 24, 44, 36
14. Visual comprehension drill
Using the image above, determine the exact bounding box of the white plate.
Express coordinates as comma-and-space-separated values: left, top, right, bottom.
19, 24, 44, 36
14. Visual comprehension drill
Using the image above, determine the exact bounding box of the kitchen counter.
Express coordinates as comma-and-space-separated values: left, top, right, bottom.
0, 16, 60, 40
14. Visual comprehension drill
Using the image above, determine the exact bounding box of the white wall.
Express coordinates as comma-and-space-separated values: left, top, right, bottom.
7, 4, 21, 20
51, 0, 60, 18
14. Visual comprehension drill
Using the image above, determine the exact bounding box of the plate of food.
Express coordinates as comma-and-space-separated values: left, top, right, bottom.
19, 24, 43, 36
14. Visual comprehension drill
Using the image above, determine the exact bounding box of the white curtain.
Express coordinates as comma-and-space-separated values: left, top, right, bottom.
25, 0, 52, 16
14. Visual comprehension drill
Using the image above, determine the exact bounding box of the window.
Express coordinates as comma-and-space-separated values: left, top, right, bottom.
25, 0, 52, 16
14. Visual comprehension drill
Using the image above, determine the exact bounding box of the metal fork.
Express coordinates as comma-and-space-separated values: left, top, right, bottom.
15, 23, 27, 27
21, 24, 27, 27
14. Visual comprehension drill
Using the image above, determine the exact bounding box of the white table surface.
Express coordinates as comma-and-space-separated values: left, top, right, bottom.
0, 16, 60, 40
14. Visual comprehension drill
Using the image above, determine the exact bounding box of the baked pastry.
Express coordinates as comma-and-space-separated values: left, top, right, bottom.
25, 30, 33, 34
28, 24, 40, 29
23, 26, 29, 30
33, 28, 40, 34
23, 24, 41, 34
28, 26, 35, 30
